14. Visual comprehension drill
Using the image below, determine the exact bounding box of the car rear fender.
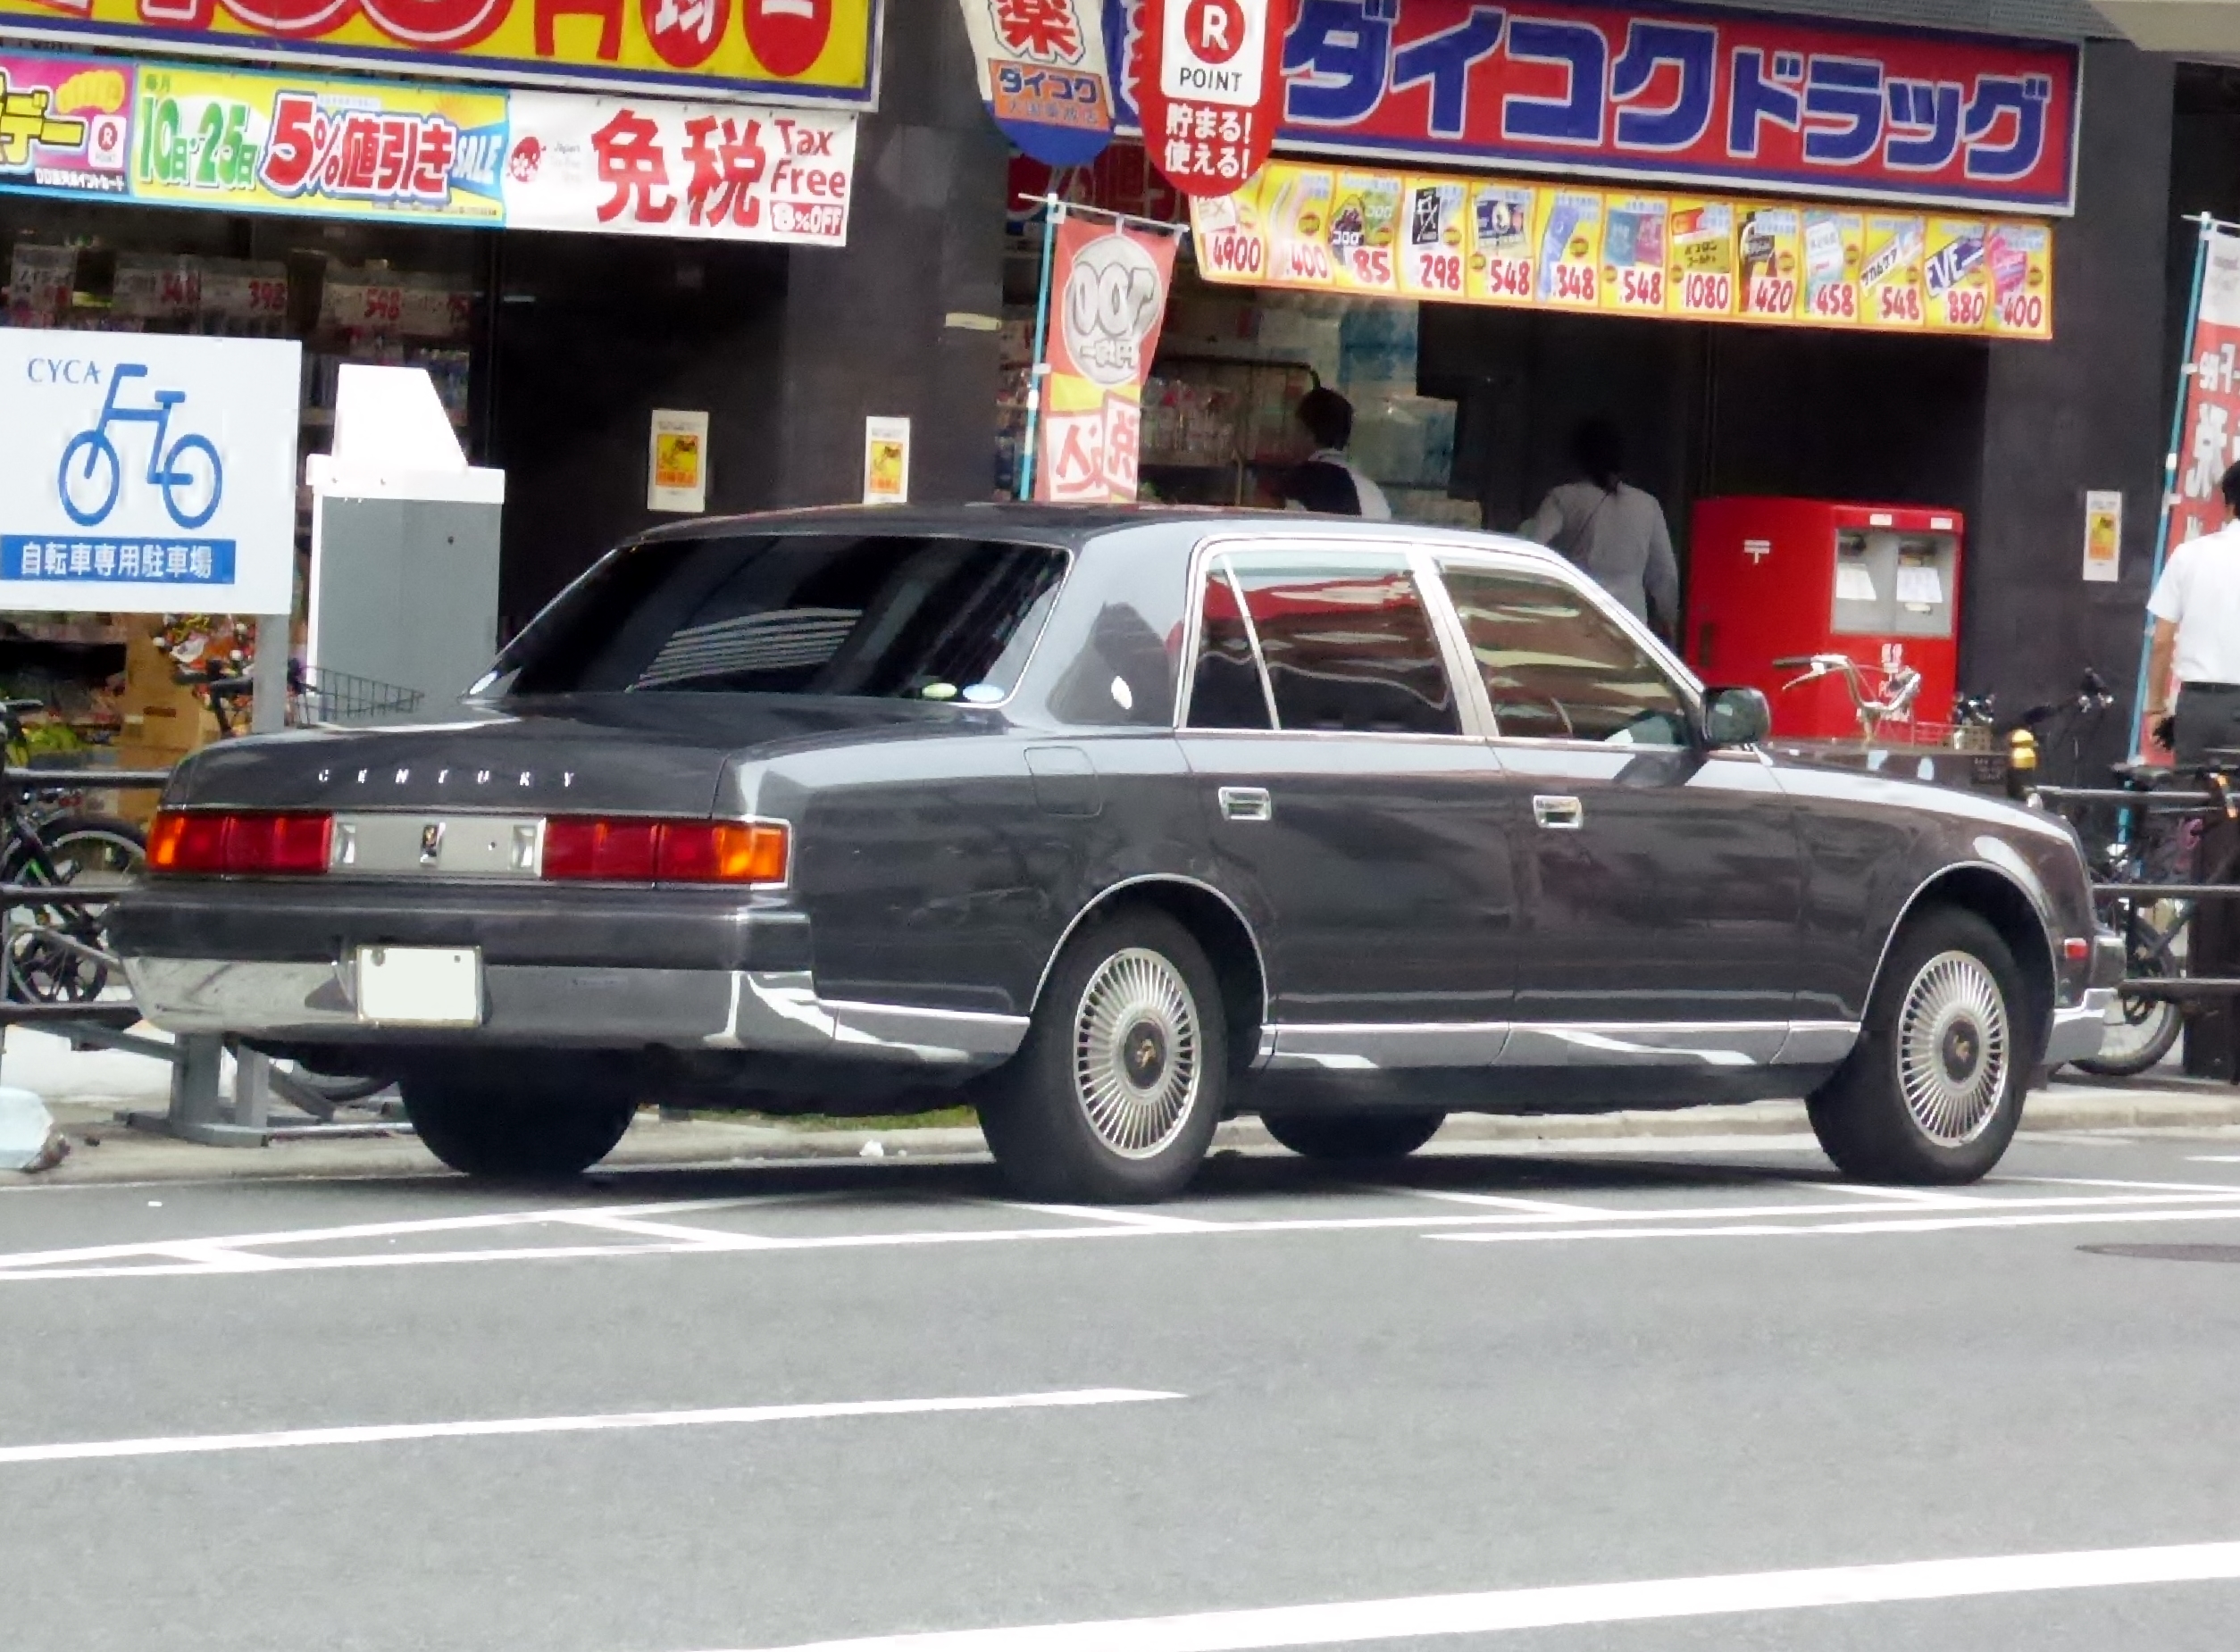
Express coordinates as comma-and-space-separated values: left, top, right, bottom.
1032, 876, 1273, 1068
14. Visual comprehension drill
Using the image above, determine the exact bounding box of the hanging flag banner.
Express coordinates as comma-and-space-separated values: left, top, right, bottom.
1137, 0, 1287, 196
2165, 231, 2240, 557
502, 93, 854, 242
1033, 213, 1179, 501
0, 0, 882, 105
1108, 0, 2079, 215
1191, 159, 2058, 339
958, 0, 1113, 166
131, 60, 508, 224
0, 53, 133, 200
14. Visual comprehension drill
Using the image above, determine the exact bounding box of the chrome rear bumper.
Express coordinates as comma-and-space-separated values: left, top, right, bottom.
2044, 988, 2117, 1068
121, 956, 1026, 1068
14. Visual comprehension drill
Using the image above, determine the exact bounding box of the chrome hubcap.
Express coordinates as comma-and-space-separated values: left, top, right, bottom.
1897, 950, 2011, 1147
1072, 947, 1200, 1158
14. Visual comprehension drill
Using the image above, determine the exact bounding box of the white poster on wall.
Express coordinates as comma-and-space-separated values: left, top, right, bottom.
863, 416, 910, 504
0, 330, 300, 614
648, 408, 710, 513
503, 95, 856, 246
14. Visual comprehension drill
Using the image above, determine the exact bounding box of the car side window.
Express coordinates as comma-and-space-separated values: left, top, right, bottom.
1440, 564, 1690, 747
1186, 567, 1275, 730
1222, 555, 1461, 736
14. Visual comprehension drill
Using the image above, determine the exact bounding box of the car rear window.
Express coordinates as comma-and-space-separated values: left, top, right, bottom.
497, 534, 1068, 700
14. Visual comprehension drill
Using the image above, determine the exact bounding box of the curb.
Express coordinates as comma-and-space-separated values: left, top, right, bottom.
7, 1084, 2240, 1189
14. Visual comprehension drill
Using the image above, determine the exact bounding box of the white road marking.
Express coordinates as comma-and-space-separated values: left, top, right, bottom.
0, 1389, 1181, 1467
12, 1187, 2240, 1283
1398, 1189, 1612, 1215
996, 1203, 1216, 1231
1435, 1204, 2240, 1245
2189, 1156, 2240, 1164
2010, 1175, 2240, 1195
689, 1539, 2240, 1651
1801, 1181, 1986, 1206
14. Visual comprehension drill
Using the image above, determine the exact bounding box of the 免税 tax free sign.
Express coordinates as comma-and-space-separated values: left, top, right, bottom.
0, 332, 300, 613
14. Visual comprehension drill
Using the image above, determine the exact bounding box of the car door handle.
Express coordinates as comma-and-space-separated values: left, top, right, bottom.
1533, 795, 1584, 830
1219, 786, 1273, 822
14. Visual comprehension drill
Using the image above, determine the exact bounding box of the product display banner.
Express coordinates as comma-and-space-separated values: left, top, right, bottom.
1136, 0, 1285, 196
0, 330, 300, 614
0, 0, 881, 104
1035, 213, 1179, 501
0, 46, 855, 243
958, 0, 1114, 167
1105, 0, 2080, 216
2169, 230, 2240, 553
1191, 159, 2054, 339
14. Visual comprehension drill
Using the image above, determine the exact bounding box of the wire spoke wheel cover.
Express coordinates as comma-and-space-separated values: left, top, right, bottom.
1895, 948, 2011, 1147
1071, 947, 1201, 1159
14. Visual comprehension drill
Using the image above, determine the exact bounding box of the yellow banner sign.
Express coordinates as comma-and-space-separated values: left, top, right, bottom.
0, 0, 879, 103
1193, 160, 2057, 341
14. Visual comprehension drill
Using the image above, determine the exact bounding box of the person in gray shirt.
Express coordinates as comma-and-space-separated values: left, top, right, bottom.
1520, 417, 1680, 638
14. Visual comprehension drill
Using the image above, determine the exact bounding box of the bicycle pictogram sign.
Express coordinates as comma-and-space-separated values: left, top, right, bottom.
56, 364, 225, 531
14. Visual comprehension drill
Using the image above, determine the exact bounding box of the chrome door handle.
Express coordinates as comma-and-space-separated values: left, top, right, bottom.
1219, 786, 1273, 822
1532, 794, 1584, 830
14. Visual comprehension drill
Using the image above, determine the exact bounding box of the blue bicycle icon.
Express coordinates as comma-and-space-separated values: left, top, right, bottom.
56, 364, 225, 531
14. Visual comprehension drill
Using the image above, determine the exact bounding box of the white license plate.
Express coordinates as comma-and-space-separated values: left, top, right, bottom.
355, 946, 481, 1027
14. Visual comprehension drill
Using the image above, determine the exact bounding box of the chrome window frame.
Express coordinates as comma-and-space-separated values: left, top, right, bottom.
1423, 546, 1718, 755
1171, 534, 1489, 739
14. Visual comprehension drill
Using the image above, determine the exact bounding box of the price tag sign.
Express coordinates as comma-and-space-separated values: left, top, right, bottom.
1399, 178, 1467, 300
1802, 209, 1863, 327
1266, 166, 1336, 286
1601, 196, 1667, 315
1737, 206, 1801, 322
1466, 182, 1538, 305
1328, 171, 1400, 294
1986, 221, 2052, 339
1667, 200, 1736, 319
1538, 189, 1603, 311
1861, 215, 1927, 328
1924, 219, 1992, 332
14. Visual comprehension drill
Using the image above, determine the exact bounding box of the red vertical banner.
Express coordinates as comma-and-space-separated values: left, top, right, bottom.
1137, 0, 1287, 196
2170, 232, 2240, 554
1034, 213, 1179, 502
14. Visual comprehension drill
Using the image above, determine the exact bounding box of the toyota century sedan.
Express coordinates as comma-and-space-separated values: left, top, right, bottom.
110, 505, 2121, 1201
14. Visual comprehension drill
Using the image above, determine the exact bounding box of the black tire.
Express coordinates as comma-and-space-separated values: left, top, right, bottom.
1261, 1109, 1445, 1161
1808, 905, 2030, 1184
402, 1067, 638, 1179
977, 906, 1229, 1203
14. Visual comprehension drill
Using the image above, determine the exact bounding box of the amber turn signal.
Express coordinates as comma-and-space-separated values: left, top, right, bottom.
541, 817, 788, 885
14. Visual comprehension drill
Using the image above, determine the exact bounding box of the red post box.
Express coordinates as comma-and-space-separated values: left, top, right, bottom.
1685, 496, 1964, 741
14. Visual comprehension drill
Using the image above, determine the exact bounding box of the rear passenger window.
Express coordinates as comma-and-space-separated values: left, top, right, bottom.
1186, 568, 1275, 730
1196, 553, 1459, 736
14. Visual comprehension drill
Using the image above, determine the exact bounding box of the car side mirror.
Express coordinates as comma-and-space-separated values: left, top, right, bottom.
1701, 686, 1771, 748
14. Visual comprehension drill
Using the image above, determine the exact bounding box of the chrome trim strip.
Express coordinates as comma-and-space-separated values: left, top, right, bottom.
1269, 1021, 1510, 1071
1498, 1020, 1786, 1069
2044, 989, 2114, 1068
1260, 1019, 1851, 1071
1775, 1020, 1862, 1065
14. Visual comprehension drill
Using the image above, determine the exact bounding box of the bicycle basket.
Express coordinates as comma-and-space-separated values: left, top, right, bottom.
288, 670, 424, 727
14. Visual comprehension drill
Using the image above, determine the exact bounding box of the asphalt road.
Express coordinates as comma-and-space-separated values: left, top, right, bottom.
8, 1125, 2240, 1651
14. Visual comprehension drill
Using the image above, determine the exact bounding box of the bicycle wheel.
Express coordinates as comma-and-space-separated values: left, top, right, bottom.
160, 433, 221, 530
56, 432, 120, 528
2074, 897, 2187, 1079
4, 816, 145, 1004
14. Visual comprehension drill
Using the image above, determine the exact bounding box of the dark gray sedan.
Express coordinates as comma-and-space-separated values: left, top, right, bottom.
111, 505, 2120, 1200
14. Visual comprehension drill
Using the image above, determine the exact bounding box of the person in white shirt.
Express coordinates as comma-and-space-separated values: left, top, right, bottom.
1520, 416, 1680, 638
1279, 388, 1392, 520
2145, 458, 2240, 766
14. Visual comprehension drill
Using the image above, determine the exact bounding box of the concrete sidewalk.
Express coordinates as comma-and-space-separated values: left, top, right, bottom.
4, 1022, 2240, 1187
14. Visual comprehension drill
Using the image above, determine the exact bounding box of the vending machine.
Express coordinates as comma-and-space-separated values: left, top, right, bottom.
1685, 497, 1964, 740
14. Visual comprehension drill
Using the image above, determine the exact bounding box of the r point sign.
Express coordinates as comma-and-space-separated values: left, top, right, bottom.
1139, 0, 1286, 196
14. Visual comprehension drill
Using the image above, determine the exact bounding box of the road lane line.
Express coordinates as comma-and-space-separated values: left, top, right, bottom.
0, 1389, 1183, 1467
688, 1539, 2240, 1651
994, 1203, 1216, 1231
540, 1214, 778, 1247
2011, 1175, 2240, 1194
1434, 1204, 2240, 1244
1800, 1182, 1986, 1206
1397, 1190, 1613, 1214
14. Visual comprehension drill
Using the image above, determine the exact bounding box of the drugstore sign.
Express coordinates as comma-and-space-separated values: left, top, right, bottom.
0, 330, 300, 614
1191, 158, 2055, 338
0, 46, 855, 242
0, 0, 880, 104
1104, 0, 2081, 215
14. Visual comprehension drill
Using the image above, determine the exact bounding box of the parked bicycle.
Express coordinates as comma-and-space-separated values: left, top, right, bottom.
1772, 652, 1923, 742
57, 363, 223, 530
0, 699, 146, 1004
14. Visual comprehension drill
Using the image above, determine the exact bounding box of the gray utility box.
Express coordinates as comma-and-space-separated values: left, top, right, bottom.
305, 365, 504, 722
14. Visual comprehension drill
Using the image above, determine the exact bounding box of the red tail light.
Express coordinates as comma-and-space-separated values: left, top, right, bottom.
148, 810, 332, 876
542, 817, 788, 885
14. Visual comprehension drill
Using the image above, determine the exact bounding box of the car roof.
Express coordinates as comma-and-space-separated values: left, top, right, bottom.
631, 501, 1561, 564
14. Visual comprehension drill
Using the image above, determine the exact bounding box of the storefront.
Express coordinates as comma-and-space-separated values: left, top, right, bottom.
0, 3, 879, 779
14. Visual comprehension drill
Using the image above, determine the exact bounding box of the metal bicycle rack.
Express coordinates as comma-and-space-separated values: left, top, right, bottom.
0, 765, 402, 1147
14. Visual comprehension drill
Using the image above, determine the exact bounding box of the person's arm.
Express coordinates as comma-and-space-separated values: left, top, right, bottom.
1519, 490, 1564, 545
2144, 553, 2188, 739
2145, 617, 2177, 722
1643, 505, 1680, 640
